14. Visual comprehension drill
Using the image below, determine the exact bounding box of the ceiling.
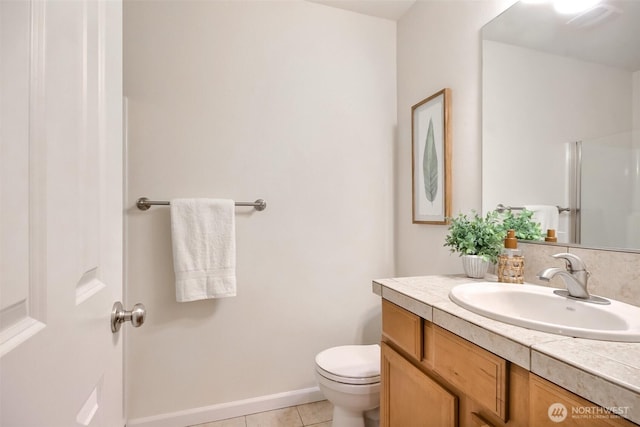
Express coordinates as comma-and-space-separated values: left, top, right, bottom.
307, 0, 416, 21
306, 0, 640, 71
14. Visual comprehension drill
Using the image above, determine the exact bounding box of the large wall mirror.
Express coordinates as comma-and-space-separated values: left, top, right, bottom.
482, 0, 640, 252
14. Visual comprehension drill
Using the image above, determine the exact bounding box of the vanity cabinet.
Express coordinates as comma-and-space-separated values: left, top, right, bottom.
380, 299, 637, 427
381, 299, 526, 426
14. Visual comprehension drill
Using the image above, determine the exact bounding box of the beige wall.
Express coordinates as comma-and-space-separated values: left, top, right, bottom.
124, 0, 396, 420
123, 0, 639, 423
395, 0, 513, 276
393, 0, 640, 300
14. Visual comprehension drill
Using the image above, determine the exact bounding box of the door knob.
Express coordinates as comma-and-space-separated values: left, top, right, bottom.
111, 301, 146, 333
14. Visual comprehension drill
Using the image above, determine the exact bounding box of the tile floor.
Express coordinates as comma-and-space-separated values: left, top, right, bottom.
190, 400, 333, 427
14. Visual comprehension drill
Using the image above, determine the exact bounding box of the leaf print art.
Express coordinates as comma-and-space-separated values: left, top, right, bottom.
411, 88, 450, 224
423, 117, 438, 203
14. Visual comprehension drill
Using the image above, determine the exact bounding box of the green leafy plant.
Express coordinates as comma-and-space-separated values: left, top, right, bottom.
444, 210, 504, 263
498, 209, 543, 241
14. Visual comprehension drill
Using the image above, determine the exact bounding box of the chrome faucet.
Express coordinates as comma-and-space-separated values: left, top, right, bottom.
538, 253, 591, 299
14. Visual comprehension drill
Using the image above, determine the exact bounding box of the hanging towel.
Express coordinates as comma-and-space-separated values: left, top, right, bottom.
170, 198, 236, 302
524, 204, 559, 236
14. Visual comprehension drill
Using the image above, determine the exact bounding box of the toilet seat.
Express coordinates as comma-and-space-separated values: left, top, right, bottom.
315, 344, 380, 385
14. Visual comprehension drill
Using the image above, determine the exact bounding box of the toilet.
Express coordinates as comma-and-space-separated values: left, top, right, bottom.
315, 344, 380, 427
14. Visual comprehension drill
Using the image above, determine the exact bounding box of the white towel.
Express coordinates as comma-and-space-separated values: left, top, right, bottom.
170, 198, 236, 302
524, 204, 559, 235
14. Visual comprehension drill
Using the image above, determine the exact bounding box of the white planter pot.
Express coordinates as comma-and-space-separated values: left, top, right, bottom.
461, 255, 490, 279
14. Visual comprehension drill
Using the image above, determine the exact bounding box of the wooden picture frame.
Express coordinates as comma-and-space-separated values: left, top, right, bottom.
411, 88, 451, 224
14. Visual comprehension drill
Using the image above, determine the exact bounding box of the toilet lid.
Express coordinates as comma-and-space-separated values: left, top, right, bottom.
315, 344, 380, 385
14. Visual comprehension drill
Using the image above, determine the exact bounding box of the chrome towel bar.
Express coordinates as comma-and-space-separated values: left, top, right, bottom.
496, 204, 570, 213
136, 197, 267, 211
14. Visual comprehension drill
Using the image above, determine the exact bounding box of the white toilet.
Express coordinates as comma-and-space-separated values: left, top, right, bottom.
315, 344, 380, 427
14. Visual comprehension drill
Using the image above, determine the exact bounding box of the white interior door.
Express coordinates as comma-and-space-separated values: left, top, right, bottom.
0, 1, 124, 426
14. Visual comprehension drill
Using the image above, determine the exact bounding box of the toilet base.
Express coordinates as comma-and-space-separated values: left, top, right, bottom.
332, 406, 380, 427
364, 408, 380, 427
333, 405, 367, 427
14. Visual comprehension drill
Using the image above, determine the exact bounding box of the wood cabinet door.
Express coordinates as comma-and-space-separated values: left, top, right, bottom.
530, 374, 637, 427
381, 342, 457, 427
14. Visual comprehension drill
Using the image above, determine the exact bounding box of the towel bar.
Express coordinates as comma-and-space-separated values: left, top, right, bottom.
136, 197, 267, 211
496, 204, 570, 213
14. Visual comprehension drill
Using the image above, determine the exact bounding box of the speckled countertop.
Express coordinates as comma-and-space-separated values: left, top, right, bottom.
373, 275, 640, 424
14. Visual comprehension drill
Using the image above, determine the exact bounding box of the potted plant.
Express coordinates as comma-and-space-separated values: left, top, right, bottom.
444, 210, 504, 278
498, 209, 544, 241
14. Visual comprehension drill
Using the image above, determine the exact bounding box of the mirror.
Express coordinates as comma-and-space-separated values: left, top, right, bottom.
482, 0, 640, 251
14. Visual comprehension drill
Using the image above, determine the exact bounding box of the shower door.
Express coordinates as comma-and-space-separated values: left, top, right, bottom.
0, 1, 124, 426
578, 132, 639, 249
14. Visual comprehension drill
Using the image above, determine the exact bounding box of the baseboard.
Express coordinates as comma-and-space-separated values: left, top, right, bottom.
126, 386, 325, 427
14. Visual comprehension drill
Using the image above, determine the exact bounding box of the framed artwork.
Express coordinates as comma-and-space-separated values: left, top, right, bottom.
411, 88, 451, 224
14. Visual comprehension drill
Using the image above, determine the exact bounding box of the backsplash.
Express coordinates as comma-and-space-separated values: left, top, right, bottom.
520, 242, 640, 307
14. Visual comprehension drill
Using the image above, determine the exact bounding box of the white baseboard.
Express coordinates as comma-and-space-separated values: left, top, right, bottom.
126, 387, 325, 427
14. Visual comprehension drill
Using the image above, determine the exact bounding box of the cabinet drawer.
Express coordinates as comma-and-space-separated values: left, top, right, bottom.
382, 300, 422, 360
429, 324, 508, 421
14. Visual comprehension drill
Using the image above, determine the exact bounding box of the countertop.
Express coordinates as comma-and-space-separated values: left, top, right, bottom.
373, 275, 640, 424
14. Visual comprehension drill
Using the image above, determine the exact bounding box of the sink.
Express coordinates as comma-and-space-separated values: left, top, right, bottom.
449, 282, 640, 342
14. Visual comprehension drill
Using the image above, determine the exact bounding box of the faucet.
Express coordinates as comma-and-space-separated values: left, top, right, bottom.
537, 253, 591, 299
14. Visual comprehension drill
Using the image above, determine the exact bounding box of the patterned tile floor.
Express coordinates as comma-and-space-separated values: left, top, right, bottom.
190, 400, 333, 427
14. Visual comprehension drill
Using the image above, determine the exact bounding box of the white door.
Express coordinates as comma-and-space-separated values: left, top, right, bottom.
1, 1, 125, 426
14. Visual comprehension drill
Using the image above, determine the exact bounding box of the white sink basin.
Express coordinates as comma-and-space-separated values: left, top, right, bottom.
449, 282, 640, 342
